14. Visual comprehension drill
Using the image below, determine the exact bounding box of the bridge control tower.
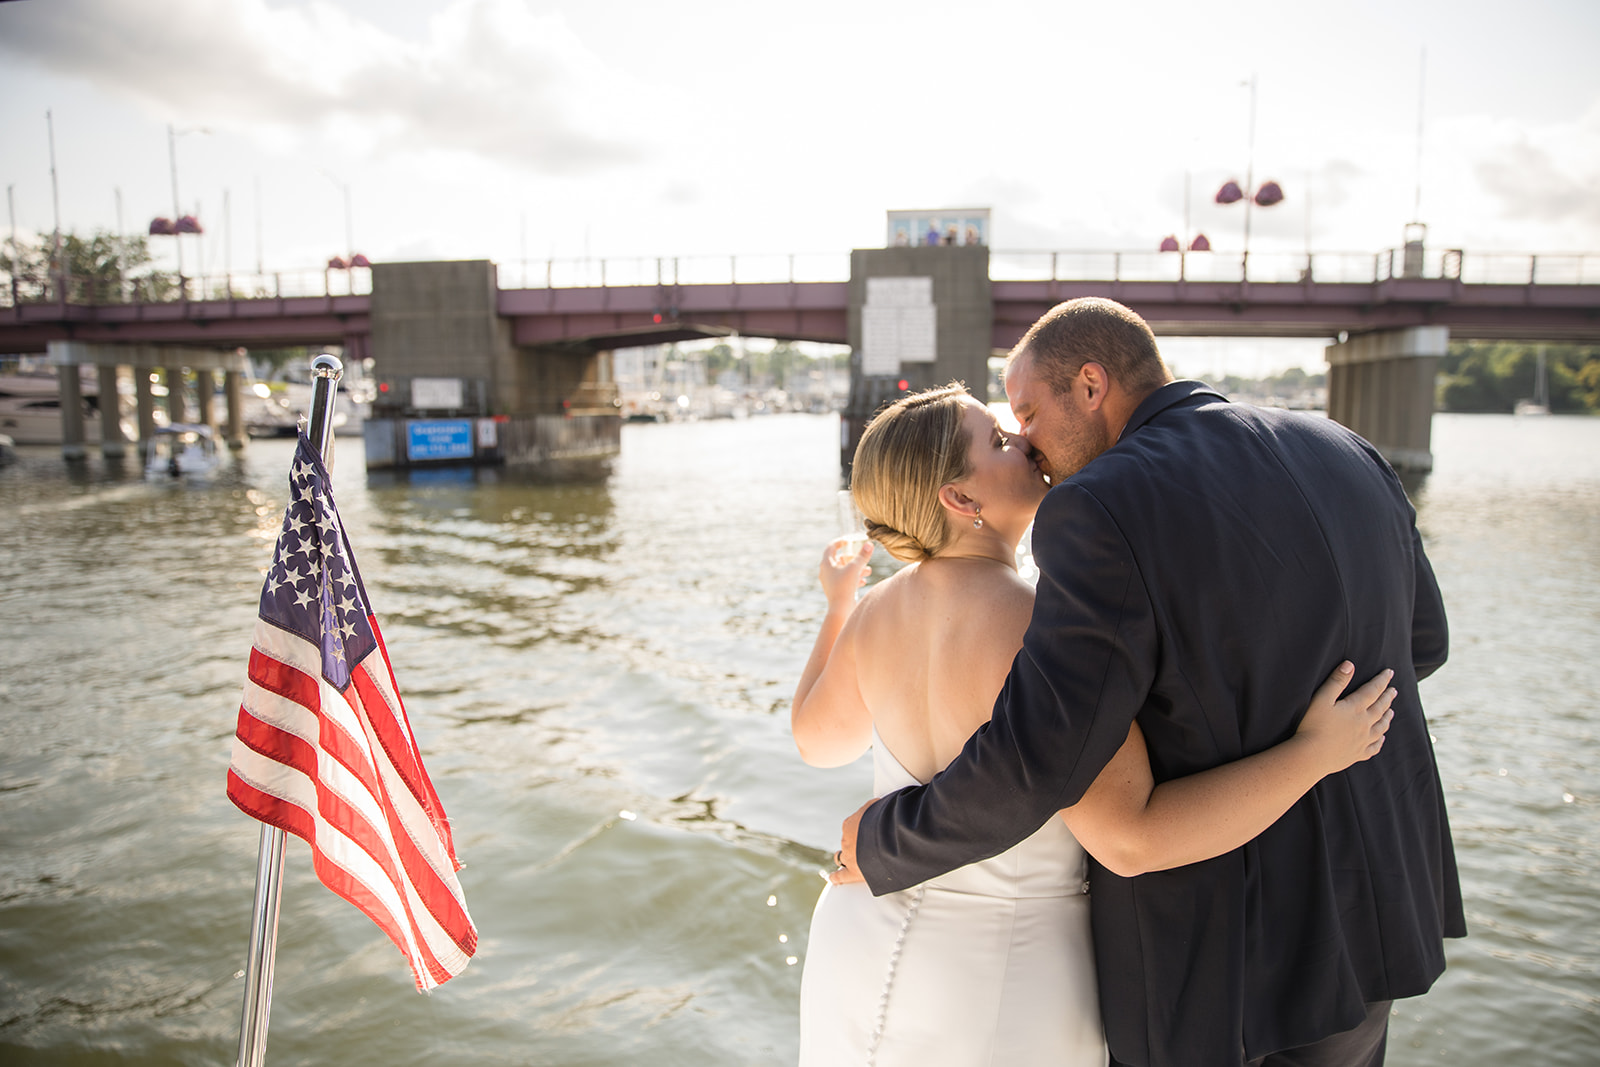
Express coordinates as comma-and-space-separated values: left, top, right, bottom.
362, 260, 619, 474
841, 244, 992, 475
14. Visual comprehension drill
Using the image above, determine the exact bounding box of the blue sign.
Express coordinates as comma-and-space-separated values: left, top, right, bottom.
406, 419, 475, 462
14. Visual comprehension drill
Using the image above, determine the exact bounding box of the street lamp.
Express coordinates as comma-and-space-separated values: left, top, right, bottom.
1158, 171, 1216, 279
320, 170, 354, 264
148, 123, 209, 297
320, 171, 369, 290
1214, 74, 1285, 281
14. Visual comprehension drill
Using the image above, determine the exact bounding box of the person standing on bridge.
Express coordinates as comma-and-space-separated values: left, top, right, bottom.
831, 297, 1464, 1066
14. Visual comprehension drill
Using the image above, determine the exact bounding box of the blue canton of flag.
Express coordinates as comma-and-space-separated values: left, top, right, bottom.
260, 449, 377, 692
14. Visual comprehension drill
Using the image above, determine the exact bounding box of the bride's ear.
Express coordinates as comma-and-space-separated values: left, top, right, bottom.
937, 483, 979, 523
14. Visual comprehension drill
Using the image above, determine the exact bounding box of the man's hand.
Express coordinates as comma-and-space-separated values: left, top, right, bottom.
829, 799, 874, 885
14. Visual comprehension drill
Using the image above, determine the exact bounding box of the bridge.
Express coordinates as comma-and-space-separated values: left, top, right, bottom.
5, 246, 1598, 353
4, 244, 1597, 472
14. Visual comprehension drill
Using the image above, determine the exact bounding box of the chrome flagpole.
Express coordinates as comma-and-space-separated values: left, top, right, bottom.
235, 353, 343, 1067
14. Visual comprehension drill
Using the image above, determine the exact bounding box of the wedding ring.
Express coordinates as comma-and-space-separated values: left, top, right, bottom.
832, 850, 846, 870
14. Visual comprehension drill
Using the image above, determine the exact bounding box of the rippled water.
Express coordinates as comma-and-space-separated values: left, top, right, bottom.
0, 412, 1596, 1065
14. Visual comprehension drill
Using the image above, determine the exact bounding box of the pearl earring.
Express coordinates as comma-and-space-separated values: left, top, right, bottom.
973, 507, 983, 530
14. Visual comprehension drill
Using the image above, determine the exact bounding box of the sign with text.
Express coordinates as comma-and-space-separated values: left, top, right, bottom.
406, 419, 475, 462
411, 377, 464, 411
861, 276, 936, 375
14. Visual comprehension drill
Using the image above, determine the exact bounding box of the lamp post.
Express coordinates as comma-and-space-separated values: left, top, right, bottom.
7, 184, 18, 306
151, 124, 210, 298
320, 171, 369, 292
1213, 74, 1285, 281
321, 170, 354, 265
1159, 172, 1216, 279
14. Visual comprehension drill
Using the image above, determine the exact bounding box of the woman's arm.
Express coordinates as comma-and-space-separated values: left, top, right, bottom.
791, 540, 876, 767
1061, 663, 1396, 877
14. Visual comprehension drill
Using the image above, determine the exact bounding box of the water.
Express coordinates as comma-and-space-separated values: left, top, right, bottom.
1, 412, 1596, 1065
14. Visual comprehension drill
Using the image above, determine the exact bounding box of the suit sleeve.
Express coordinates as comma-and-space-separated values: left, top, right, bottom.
1411, 525, 1449, 681
856, 483, 1160, 895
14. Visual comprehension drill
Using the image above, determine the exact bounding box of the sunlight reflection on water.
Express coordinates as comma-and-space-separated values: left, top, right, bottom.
0, 412, 1595, 1065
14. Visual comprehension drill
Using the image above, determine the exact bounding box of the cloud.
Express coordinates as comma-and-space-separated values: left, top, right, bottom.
1476, 140, 1600, 229
0, 0, 645, 174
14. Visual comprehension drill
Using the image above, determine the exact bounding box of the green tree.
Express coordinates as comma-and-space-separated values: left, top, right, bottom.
1578, 358, 1600, 410
1437, 342, 1600, 413
5, 228, 177, 303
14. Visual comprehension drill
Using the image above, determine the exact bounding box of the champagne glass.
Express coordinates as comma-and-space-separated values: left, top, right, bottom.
835, 489, 868, 564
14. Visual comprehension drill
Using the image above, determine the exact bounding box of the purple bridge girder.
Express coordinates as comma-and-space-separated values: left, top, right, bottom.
3, 276, 1597, 356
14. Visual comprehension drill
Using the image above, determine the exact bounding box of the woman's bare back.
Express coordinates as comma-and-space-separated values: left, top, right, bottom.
850, 557, 1036, 783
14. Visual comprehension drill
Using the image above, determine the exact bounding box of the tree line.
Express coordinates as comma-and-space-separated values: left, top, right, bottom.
1436, 342, 1600, 414
3, 228, 180, 303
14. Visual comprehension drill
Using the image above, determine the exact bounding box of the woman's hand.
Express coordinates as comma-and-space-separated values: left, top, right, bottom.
1293, 662, 1396, 776
818, 539, 873, 611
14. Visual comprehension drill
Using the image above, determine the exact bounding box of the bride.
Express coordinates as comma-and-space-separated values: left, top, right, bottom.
791, 384, 1396, 1066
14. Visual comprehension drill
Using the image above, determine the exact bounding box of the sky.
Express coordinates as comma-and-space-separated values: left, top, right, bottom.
2, 0, 1597, 375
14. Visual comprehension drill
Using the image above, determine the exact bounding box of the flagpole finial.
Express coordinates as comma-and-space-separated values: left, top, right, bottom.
307, 355, 345, 462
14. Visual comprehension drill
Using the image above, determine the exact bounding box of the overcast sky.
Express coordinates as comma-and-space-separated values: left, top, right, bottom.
2, 0, 1596, 373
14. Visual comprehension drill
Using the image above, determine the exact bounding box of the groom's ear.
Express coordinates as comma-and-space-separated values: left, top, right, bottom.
937, 482, 978, 520
1078, 361, 1111, 409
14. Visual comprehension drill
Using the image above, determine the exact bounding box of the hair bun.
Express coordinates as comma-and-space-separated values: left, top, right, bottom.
866, 519, 932, 563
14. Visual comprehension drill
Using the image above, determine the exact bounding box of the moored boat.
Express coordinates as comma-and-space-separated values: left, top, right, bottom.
144, 423, 222, 481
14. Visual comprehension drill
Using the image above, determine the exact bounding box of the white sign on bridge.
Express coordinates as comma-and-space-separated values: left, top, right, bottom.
861, 276, 935, 375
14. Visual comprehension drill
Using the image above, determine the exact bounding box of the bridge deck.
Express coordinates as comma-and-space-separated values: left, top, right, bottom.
3, 255, 1598, 353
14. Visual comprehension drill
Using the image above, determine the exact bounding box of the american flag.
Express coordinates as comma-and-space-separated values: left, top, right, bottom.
227, 434, 477, 991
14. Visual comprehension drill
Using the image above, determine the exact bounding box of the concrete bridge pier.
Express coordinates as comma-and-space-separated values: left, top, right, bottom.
56, 364, 88, 461
47, 342, 250, 463
135, 369, 158, 458
97, 364, 128, 458
223, 370, 246, 449
195, 369, 217, 431
164, 366, 188, 426
1325, 325, 1447, 473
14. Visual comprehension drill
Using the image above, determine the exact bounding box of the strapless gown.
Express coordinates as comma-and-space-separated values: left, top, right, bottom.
797, 728, 1107, 1066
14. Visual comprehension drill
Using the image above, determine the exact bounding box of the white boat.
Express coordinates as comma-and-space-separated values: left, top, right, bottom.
0, 372, 106, 445
145, 424, 222, 481
1515, 347, 1551, 416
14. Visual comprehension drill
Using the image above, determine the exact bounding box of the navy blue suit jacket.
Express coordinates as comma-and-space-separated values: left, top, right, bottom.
856, 381, 1464, 1066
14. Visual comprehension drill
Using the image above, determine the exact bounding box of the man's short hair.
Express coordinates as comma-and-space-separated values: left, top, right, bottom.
1007, 297, 1172, 397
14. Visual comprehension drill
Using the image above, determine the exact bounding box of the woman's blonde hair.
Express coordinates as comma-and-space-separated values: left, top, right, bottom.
850, 383, 973, 563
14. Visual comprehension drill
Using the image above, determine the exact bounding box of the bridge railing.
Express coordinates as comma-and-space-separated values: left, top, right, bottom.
6, 249, 1596, 308
497, 248, 1598, 290
496, 253, 855, 289
0, 265, 372, 308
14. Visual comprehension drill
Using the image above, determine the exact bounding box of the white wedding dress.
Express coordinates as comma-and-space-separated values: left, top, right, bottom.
798, 728, 1108, 1066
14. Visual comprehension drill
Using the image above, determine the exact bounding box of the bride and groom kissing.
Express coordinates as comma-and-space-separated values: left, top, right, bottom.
790, 298, 1464, 1067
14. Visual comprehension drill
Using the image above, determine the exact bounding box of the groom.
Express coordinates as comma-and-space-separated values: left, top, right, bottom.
834, 298, 1464, 1066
